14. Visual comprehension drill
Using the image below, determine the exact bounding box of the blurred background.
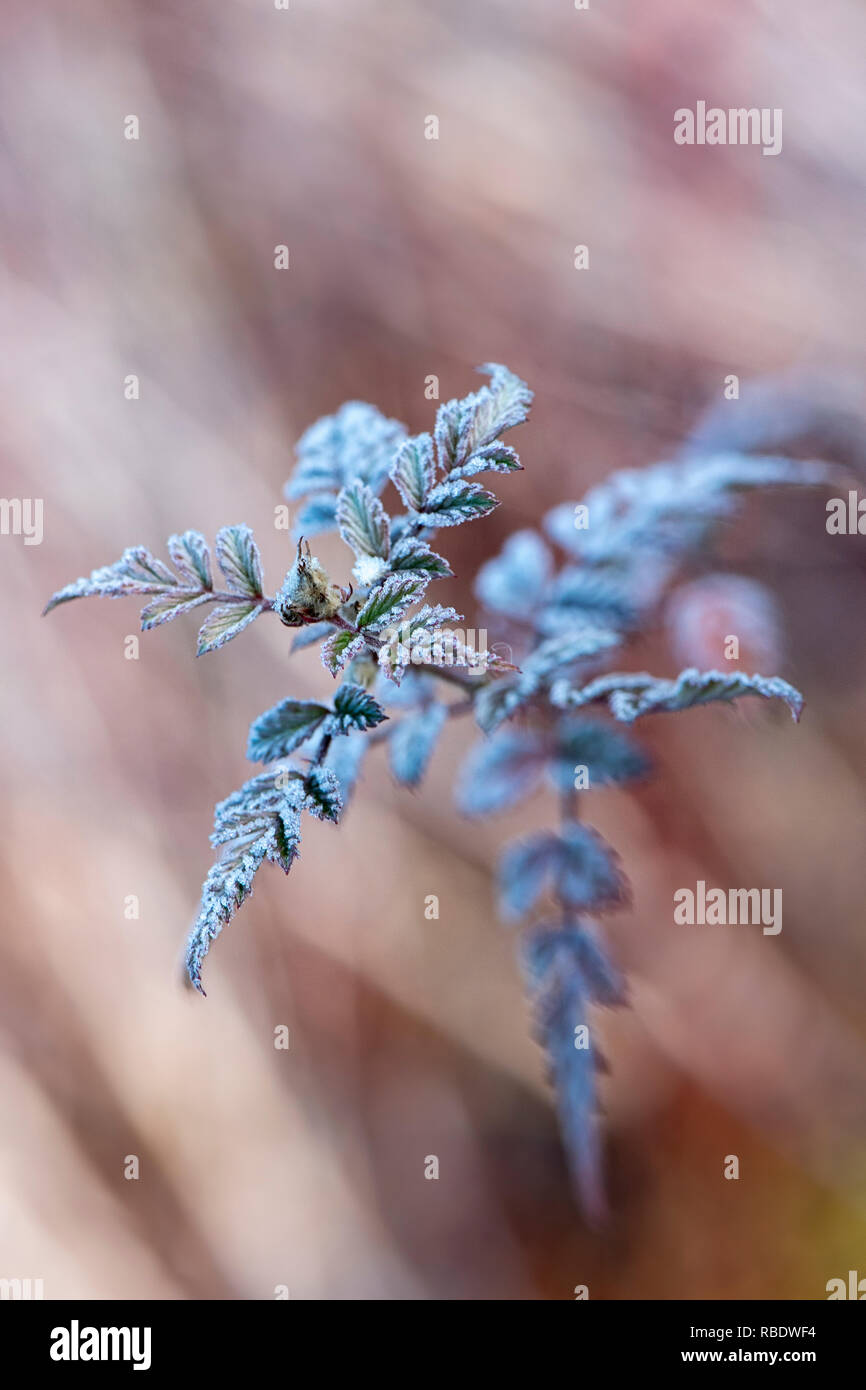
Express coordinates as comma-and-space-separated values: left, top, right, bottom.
2, 0, 866, 1299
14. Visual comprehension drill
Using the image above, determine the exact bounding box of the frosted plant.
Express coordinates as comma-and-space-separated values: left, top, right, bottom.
44, 364, 835, 1221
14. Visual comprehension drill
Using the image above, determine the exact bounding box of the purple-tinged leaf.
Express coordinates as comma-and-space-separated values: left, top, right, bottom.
322, 629, 366, 675
390, 433, 436, 511
449, 442, 523, 481
415, 478, 499, 528
336, 479, 391, 559
552, 667, 804, 723
387, 538, 453, 578
140, 591, 211, 631
215, 525, 264, 598
196, 601, 262, 655
167, 530, 212, 591
356, 573, 426, 631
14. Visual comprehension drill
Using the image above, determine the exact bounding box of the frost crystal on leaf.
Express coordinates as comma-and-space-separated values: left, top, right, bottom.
45, 362, 829, 1225
552, 667, 804, 723
45, 528, 271, 655
387, 538, 453, 578
330, 682, 388, 733
247, 698, 330, 763
336, 479, 391, 559
321, 630, 365, 675
303, 766, 343, 822
414, 478, 499, 528
167, 531, 213, 591
215, 525, 264, 598
356, 574, 427, 631
390, 433, 436, 512
196, 602, 263, 655
185, 773, 305, 994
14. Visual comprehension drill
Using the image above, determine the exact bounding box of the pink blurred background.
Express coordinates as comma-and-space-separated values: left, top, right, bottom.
2, 0, 866, 1298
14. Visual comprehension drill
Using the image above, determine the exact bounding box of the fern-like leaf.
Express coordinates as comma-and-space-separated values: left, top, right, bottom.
553, 668, 804, 723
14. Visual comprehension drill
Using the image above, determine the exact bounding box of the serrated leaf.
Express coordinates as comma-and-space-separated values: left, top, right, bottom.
303, 766, 343, 822
356, 573, 425, 631
336, 479, 391, 559
215, 525, 264, 598
498, 825, 626, 922
43, 545, 180, 613
545, 453, 837, 568
472, 363, 533, 447
523, 629, 623, 683
522, 915, 624, 1222
287, 401, 408, 503
397, 602, 463, 636
377, 605, 506, 681
186, 828, 275, 994
196, 601, 262, 655
167, 531, 212, 591
449, 442, 523, 481
553, 667, 804, 723
474, 529, 552, 618
499, 834, 560, 921
330, 682, 388, 733
555, 824, 628, 912
387, 538, 453, 578
436, 365, 533, 473
140, 591, 212, 630
456, 730, 547, 816
523, 922, 626, 1007
407, 630, 501, 672
211, 769, 304, 846
537, 568, 638, 635
186, 772, 305, 993
471, 627, 620, 732
388, 702, 448, 787
415, 478, 499, 528
246, 698, 330, 762
433, 396, 465, 472
390, 433, 436, 511
321, 629, 365, 674
529, 958, 607, 1223
548, 719, 650, 792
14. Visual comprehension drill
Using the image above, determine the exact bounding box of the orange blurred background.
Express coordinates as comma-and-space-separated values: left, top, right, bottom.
1, 0, 866, 1299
